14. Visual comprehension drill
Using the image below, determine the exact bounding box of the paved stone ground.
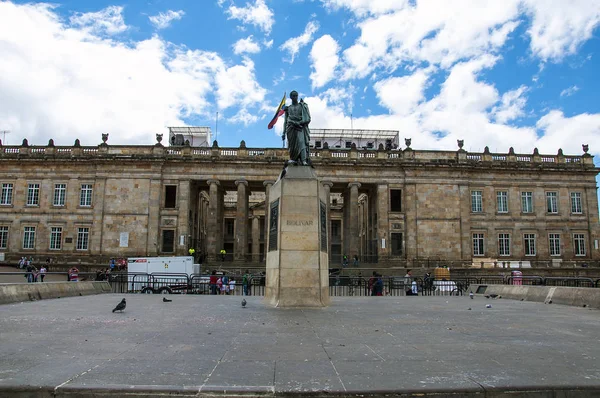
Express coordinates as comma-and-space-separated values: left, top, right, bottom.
0, 294, 599, 397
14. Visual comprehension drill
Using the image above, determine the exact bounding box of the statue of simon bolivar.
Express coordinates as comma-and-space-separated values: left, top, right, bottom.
282, 90, 312, 166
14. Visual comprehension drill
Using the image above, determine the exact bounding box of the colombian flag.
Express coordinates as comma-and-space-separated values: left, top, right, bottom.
267, 92, 286, 129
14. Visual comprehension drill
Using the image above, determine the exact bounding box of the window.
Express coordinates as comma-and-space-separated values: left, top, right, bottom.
50, 227, 62, 250
0, 226, 8, 249
76, 227, 89, 250
330, 220, 341, 237
521, 192, 533, 213
162, 230, 175, 253
471, 190, 483, 213
390, 189, 402, 212
53, 184, 67, 206
345, 141, 352, 149
570, 192, 582, 214
573, 234, 586, 256
472, 233, 484, 256
80, 184, 93, 207
315, 140, 321, 148
524, 234, 536, 256
391, 233, 403, 256
164, 185, 177, 208
549, 234, 561, 256
497, 191, 508, 213
23, 226, 36, 249
498, 233, 510, 256
27, 183, 40, 206
1, 183, 13, 205
225, 219, 235, 237
546, 192, 558, 213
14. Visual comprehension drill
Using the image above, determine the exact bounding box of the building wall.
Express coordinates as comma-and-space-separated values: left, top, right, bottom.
0, 143, 598, 266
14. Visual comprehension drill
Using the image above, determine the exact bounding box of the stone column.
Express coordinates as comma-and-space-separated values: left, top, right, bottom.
234, 179, 249, 261
263, 180, 274, 253
146, 178, 161, 256
206, 180, 222, 262
252, 215, 260, 262
377, 184, 389, 259
346, 182, 361, 257
322, 181, 333, 255
177, 180, 191, 256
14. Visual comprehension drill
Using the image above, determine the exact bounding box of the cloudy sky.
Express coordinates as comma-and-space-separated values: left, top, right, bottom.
0, 0, 599, 164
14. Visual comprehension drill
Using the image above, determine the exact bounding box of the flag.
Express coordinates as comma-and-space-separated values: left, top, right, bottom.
268, 92, 286, 129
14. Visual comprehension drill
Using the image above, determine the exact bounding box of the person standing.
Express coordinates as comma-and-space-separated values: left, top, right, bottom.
25, 262, 34, 283
353, 255, 359, 267
39, 265, 47, 282
404, 269, 413, 296
242, 269, 251, 296
69, 266, 79, 282
209, 270, 218, 295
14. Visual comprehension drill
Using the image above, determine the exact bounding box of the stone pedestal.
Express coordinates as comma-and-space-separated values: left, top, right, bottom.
265, 166, 330, 307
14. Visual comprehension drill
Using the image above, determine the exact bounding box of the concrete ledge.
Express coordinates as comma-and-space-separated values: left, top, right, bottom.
469, 284, 600, 309
0, 281, 111, 305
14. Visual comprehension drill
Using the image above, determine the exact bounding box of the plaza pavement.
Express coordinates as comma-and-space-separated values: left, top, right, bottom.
0, 293, 599, 397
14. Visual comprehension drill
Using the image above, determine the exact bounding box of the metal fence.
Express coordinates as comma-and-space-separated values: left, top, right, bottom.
3, 271, 600, 295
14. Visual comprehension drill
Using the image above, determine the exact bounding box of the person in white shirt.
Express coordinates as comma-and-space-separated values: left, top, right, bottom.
229, 278, 236, 295
411, 278, 418, 295
39, 266, 47, 282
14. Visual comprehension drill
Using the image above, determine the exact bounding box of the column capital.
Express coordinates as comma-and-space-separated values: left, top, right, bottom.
322, 181, 334, 188
207, 179, 220, 187
235, 179, 248, 187
263, 180, 275, 187
347, 182, 361, 189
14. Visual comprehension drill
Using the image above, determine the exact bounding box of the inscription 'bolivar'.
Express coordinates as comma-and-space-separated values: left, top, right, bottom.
287, 220, 313, 226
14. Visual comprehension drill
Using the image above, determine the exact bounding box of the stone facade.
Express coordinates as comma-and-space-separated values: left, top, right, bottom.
0, 141, 598, 267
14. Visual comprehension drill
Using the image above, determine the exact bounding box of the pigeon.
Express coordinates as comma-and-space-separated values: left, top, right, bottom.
469, 292, 474, 299
484, 295, 490, 299
112, 298, 126, 313
241, 299, 247, 308
163, 297, 172, 302
489, 294, 499, 299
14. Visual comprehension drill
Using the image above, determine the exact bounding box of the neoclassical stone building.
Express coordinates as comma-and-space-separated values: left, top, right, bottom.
0, 136, 598, 267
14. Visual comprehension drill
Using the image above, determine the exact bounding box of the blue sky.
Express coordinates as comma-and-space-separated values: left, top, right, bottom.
0, 0, 599, 167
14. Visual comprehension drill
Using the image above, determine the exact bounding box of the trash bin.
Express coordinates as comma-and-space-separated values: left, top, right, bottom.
511, 270, 523, 285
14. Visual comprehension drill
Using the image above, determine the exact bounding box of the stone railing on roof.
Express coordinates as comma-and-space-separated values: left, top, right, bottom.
0, 141, 595, 169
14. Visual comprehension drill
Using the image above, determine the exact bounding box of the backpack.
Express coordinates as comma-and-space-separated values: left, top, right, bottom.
222, 275, 229, 285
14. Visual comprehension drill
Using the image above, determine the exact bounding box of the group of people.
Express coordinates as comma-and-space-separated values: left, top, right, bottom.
208, 270, 254, 295
23, 262, 47, 283
95, 268, 113, 281
208, 271, 236, 295
342, 254, 360, 268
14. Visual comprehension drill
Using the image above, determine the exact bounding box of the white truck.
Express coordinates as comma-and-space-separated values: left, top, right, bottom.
127, 256, 200, 294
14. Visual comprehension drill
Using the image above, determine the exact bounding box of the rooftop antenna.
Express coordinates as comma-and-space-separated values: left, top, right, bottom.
0, 130, 9, 145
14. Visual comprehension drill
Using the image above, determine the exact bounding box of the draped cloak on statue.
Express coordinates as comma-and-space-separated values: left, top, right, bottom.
283, 99, 311, 165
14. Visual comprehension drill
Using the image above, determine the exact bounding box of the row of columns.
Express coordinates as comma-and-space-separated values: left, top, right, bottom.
203, 178, 368, 262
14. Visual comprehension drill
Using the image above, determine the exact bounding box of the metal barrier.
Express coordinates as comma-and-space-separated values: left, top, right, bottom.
543, 277, 595, 288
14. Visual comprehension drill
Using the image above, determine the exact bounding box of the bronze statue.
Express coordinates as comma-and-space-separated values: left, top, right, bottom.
283, 90, 311, 166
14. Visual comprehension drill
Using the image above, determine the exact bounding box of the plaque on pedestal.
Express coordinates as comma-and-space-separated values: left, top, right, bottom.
264, 166, 330, 307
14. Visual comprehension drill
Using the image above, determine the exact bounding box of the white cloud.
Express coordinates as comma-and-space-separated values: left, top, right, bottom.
535, 110, 600, 154
338, 0, 522, 78
70, 5, 128, 35
263, 38, 274, 48
149, 10, 185, 30
321, 0, 406, 17
560, 85, 580, 97
214, 58, 267, 112
227, 0, 275, 34
492, 85, 528, 123
373, 68, 431, 116
309, 34, 339, 88
280, 21, 320, 63
523, 0, 600, 61
0, 2, 266, 145
233, 35, 261, 54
